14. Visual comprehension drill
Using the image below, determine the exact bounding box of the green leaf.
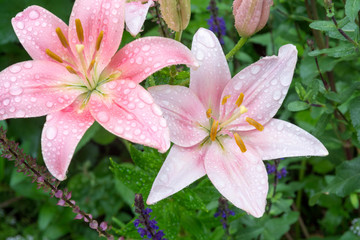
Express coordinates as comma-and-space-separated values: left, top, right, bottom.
327, 157, 360, 197
309, 20, 336, 31
110, 159, 152, 194
74, 122, 101, 153
129, 145, 165, 176
308, 44, 357, 58
287, 101, 309, 112
263, 212, 299, 240
181, 215, 208, 240
173, 188, 207, 211
345, 0, 360, 22
350, 97, 360, 142
38, 204, 56, 230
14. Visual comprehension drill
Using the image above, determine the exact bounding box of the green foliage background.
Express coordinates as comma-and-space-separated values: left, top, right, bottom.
1, 0, 360, 239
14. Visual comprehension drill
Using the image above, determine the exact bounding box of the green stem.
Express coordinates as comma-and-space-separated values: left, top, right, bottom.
225, 37, 248, 60
175, 31, 182, 42
295, 159, 306, 238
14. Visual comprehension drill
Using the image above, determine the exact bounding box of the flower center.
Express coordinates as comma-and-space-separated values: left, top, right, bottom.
206, 93, 264, 153
44, 19, 117, 92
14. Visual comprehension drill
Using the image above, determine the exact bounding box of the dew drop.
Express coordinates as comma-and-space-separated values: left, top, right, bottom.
10, 65, 21, 73
280, 76, 291, 86
3, 99, 10, 106
46, 126, 57, 140
128, 103, 136, 110
196, 30, 216, 48
112, 18, 118, 23
23, 62, 33, 69
46, 102, 54, 108
114, 126, 124, 134
196, 50, 204, 61
142, 45, 150, 52
97, 111, 110, 123
138, 91, 154, 104
30, 97, 37, 102
9, 86, 23, 96
128, 81, 136, 89
151, 104, 162, 116
160, 118, 167, 128
29, 10, 40, 20
4, 82, 10, 88
136, 57, 143, 65
134, 129, 141, 135
15, 110, 25, 118
16, 21, 25, 30
250, 65, 261, 75
272, 90, 281, 101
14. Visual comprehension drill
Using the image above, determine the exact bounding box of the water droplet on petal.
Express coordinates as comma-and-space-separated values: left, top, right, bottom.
142, 45, 150, 52
151, 104, 162, 116
16, 21, 25, 29
46, 102, 54, 108
30, 97, 37, 103
114, 126, 124, 134
128, 81, 136, 89
9, 86, 23, 96
15, 110, 25, 117
250, 65, 261, 75
273, 90, 281, 101
29, 10, 40, 20
196, 50, 204, 61
136, 57, 143, 64
46, 126, 57, 140
97, 111, 110, 123
134, 129, 141, 135
138, 91, 153, 104
160, 118, 167, 128
128, 103, 136, 110
196, 30, 216, 48
10, 65, 21, 73
3, 99, 10, 106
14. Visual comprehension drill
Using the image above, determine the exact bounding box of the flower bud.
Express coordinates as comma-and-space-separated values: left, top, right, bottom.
159, 0, 191, 32
233, 0, 273, 37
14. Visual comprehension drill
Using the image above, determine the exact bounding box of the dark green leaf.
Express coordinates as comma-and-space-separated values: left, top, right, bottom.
287, 101, 309, 112
308, 44, 357, 58
345, 0, 360, 22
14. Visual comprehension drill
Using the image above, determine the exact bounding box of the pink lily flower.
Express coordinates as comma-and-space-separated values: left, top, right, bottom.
0, 0, 196, 180
125, 0, 156, 36
147, 28, 328, 217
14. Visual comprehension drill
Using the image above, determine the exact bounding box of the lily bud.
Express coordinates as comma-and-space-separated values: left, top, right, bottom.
159, 0, 191, 32
233, 0, 273, 37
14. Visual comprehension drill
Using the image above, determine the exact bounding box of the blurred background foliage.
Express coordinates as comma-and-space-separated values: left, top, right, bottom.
1, 0, 360, 239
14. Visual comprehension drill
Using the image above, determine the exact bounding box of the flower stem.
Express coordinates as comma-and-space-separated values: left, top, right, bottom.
225, 37, 248, 61
175, 31, 182, 42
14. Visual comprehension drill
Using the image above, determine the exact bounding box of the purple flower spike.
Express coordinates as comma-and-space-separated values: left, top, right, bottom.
89, 220, 99, 229
100, 221, 108, 231
74, 214, 83, 220
57, 199, 66, 206
54, 190, 63, 199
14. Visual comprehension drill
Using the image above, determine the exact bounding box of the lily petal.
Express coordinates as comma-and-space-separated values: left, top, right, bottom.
68, 0, 125, 72
149, 85, 208, 147
41, 101, 94, 180
104, 37, 197, 84
205, 138, 268, 218
243, 119, 328, 160
89, 80, 170, 153
220, 44, 298, 130
0, 60, 83, 120
147, 144, 206, 204
190, 28, 231, 117
12, 6, 69, 61
125, 0, 153, 36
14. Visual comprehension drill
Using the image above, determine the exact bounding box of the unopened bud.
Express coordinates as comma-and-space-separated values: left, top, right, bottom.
159, 0, 191, 32
233, 0, 273, 37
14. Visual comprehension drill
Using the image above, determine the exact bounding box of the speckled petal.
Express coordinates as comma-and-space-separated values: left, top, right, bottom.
242, 119, 328, 160
220, 44, 298, 130
103, 37, 197, 84
11, 6, 70, 61
125, 0, 153, 36
68, 0, 125, 72
89, 80, 170, 153
0, 60, 83, 120
148, 85, 208, 147
205, 138, 268, 218
41, 101, 95, 180
147, 144, 206, 204
190, 28, 231, 117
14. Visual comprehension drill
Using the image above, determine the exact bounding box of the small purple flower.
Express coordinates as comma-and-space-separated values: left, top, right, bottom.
207, 0, 226, 45
266, 163, 276, 174
134, 194, 166, 239
267, 162, 288, 180
214, 197, 235, 231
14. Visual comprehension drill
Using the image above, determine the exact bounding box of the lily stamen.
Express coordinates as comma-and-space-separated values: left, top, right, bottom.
219, 105, 248, 128
210, 120, 219, 141
66, 66, 78, 74
75, 19, 84, 43
95, 31, 104, 51
233, 133, 247, 153
206, 108, 212, 119
246, 117, 264, 131
45, 49, 64, 63
55, 27, 69, 48
221, 95, 231, 105
235, 93, 244, 107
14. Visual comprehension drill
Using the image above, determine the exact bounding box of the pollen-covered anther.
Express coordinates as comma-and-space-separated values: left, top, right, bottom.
210, 120, 219, 141
246, 117, 264, 131
206, 108, 212, 119
233, 133, 247, 153
66, 66, 78, 74
95, 31, 104, 51
88, 59, 95, 72
222, 95, 231, 105
235, 93, 244, 107
56, 27, 69, 48
75, 18, 84, 43
46, 49, 64, 63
